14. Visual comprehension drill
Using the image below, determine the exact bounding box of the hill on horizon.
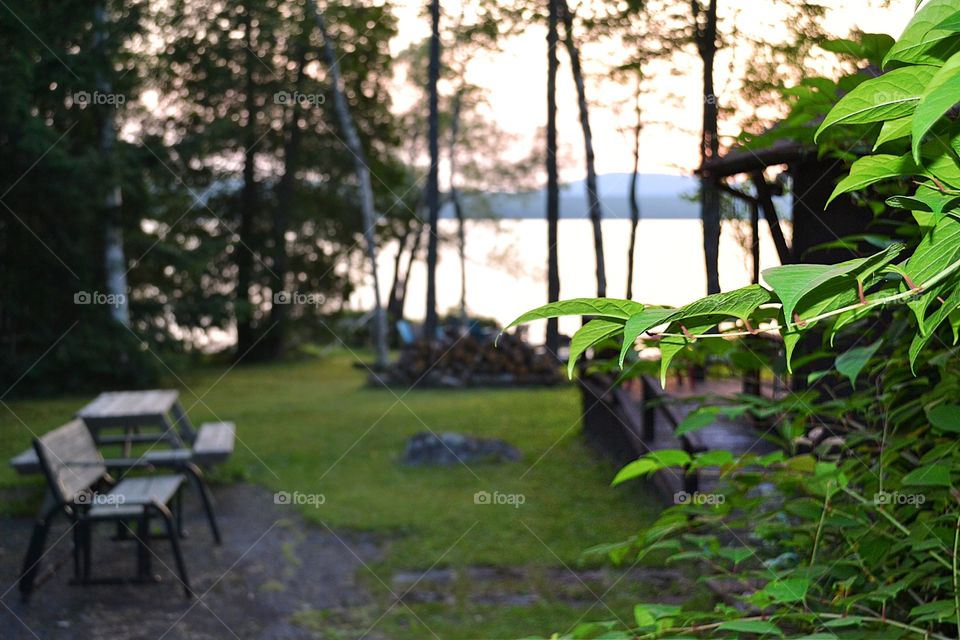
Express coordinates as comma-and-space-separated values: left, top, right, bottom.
445, 173, 701, 220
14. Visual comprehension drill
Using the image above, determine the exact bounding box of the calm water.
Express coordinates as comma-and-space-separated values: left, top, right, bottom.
353, 218, 787, 342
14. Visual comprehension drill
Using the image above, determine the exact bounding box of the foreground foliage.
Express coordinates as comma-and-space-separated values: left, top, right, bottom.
510, 3, 960, 638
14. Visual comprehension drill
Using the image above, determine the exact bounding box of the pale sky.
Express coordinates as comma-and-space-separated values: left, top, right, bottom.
389, 1, 916, 181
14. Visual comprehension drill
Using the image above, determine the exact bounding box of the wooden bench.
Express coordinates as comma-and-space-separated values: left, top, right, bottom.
12, 391, 235, 543
20, 421, 192, 601
9, 421, 234, 474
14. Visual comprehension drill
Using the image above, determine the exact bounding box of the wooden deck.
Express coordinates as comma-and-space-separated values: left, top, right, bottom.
581, 374, 780, 503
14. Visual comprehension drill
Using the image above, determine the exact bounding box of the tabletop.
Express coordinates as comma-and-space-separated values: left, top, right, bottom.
76, 390, 180, 422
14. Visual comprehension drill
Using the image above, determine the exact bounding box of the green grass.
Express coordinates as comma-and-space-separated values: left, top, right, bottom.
0, 350, 669, 638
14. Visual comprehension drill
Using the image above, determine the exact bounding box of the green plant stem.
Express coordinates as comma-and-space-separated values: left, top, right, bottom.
954, 509, 960, 640
842, 486, 953, 570
639, 612, 952, 640
810, 484, 832, 567
650, 256, 960, 340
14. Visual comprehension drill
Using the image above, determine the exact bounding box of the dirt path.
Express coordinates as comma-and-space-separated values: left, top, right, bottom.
0, 484, 383, 639
1, 483, 689, 639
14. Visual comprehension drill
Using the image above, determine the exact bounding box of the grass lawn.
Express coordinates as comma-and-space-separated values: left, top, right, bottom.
0, 350, 670, 638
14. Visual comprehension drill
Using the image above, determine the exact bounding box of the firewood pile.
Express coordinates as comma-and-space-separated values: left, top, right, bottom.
376, 331, 564, 388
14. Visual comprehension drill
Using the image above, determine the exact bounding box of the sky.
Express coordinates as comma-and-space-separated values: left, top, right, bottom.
389, 0, 917, 181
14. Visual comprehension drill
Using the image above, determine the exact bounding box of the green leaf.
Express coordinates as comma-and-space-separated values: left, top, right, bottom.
835, 339, 883, 388
653, 286, 774, 382
829, 148, 960, 204
647, 449, 691, 467
904, 216, 960, 332
909, 278, 960, 369
716, 619, 783, 637
716, 546, 753, 565
886, 183, 960, 214
815, 66, 938, 141
927, 404, 960, 433
611, 458, 658, 486
764, 244, 903, 328
664, 284, 774, 325
902, 463, 952, 486
750, 578, 810, 605
633, 604, 655, 628
934, 10, 960, 32
618, 307, 675, 367
912, 49, 960, 161
822, 616, 863, 628
691, 449, 735, 469
874, 115, 913, 149
910, 599, 956, 623
884, 0, 960, 67
659, 317, 723, 386
827, 154, 920, 205
568, 319, 624, 377
501, 298, 642, 332
611, 450, 691, 486
675, 408, 719, 437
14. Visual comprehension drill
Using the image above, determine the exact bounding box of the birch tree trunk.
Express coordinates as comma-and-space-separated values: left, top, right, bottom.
545, 0, 561, 354
309, 2, 389, 368
559, 0, 606, 298
93, 3, 130, 327
423, 0, 442, 339
448, 88, 468, 330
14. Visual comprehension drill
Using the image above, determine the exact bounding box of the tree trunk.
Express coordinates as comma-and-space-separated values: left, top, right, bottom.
560, 0, 606, 298
545, 0, 561, 354
694, 0, 721, 295
310, 2, 389, 369
397, 221, 423, 320
626, 77, 642, 300
448, 88, 468, 330
236, 8, 258, 357
268, 49, 307, 359
387, 224, 412, 323
423, 0, 442, 339
93, 3, 130, 327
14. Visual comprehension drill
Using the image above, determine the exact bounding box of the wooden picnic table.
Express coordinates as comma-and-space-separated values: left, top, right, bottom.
11, 391, 237, 600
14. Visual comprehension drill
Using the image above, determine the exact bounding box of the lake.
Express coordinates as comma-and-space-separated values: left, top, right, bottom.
353, 218, 788, 342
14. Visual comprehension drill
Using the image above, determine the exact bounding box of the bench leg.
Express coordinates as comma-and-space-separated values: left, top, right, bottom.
136, 515, 153, 581
19, 515, 55, 602
81, 520, 92, 582
153, 504, 191, 598
185, 463, 221, 544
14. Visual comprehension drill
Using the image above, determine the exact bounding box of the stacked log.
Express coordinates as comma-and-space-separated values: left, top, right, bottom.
375, 332, 564, 388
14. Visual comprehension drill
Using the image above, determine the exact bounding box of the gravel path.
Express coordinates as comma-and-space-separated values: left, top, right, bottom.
0, 484, 383, 640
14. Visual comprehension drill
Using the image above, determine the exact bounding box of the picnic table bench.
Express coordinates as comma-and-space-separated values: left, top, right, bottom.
21, 421, 192, 600
10, 390, 235, 473
11, 390, 237, 601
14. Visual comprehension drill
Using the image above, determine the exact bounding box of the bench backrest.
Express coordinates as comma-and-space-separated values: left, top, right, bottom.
33, 420, 106, 505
